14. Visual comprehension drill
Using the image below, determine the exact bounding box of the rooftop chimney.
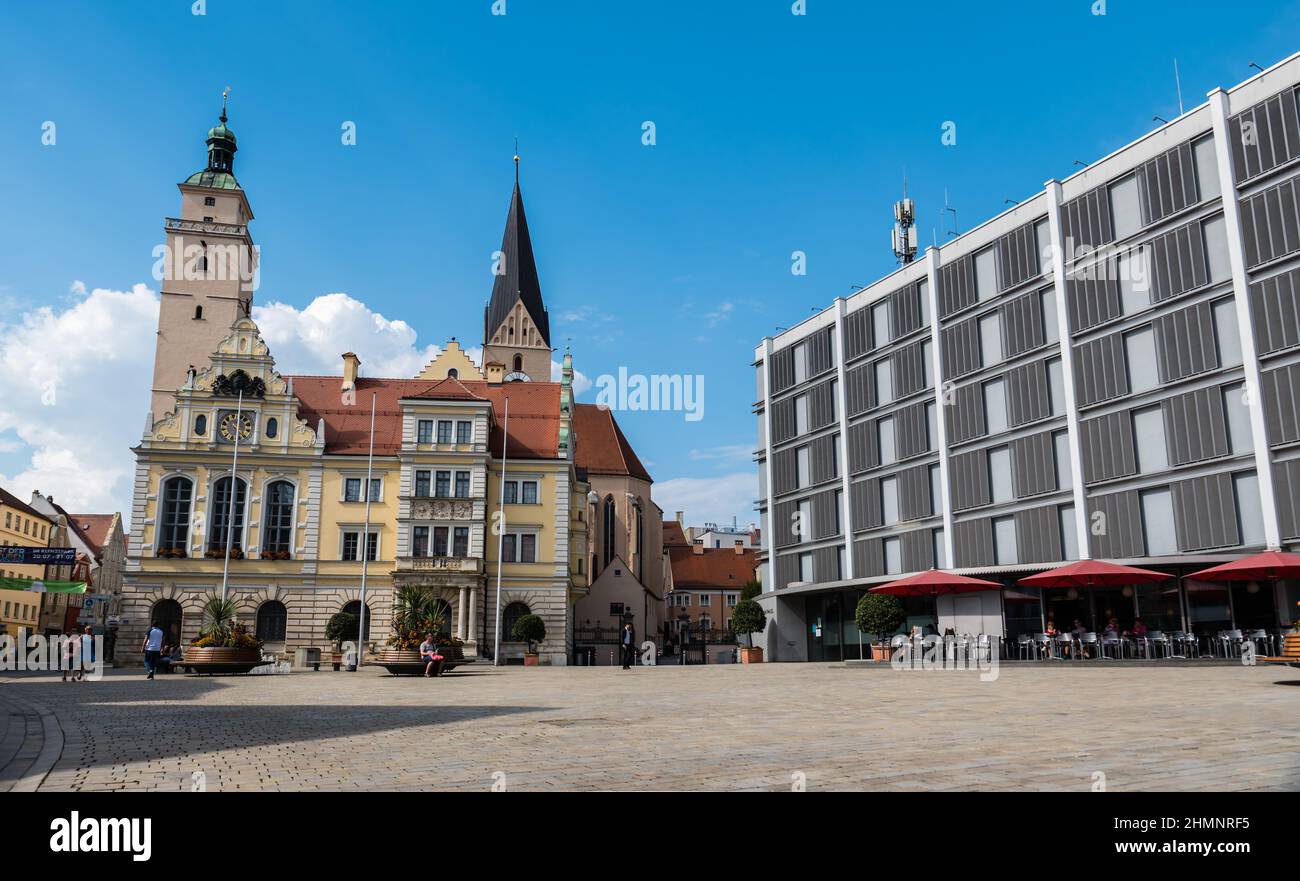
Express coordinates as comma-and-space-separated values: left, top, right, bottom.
341, 352, 361, 392
692, 539, 704, 556
675, 510, 684, 525
734, 540, 744, 555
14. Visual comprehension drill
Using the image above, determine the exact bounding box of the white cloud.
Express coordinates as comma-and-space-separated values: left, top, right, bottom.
688, 443, 754, 465
252, 293, 440, 378
703, 301, 735, 327
654, 472, 757, 530
0, 283, 159, 516
550, 359, 593, 395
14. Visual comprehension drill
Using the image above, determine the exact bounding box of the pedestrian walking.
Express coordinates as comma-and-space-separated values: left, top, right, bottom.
620, 622, 636, 669
142, 620, 165, 680
75, 625, 95, 681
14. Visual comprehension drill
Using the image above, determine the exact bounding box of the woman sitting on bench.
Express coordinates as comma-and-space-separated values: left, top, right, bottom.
419, 633, 444, 678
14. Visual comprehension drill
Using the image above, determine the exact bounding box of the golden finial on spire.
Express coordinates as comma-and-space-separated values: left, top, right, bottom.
220, 85, 231, 123
514, 137, 520, 183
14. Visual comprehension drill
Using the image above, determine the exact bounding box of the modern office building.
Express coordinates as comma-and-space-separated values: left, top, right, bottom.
753, 54, 1300, 661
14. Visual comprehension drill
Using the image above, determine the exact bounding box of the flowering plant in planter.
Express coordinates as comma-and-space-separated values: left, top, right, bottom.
189, 594, 263, 650
385, 585, 449, 651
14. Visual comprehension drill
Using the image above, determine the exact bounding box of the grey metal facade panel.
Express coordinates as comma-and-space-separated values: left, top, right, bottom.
1074, 333, 1130, 406
1011, 430, 1059, 498
1261, 362, 1300, 444
811, 489, 841, 540
891, 338, 929, 398
890, 282, 925, 339
1240, 173, 1300, 268
807, 327, 836, 377
953, 517, 994, 567
810, 432, 839, 485
1014, 504, 1064, 564
1229, 86, 1300, 183
1060, 186, 1115, 254
773, 498, 799, 548
813, 545, 842, 582
894, 400, 931, 459
1172, 473, 1240, 552
939, 256, 978, 318
1154, 300, 1220, 383
999, 288, 1046, 359
850, 477, 883, 531
1006, 358, 1054, 427
1066, 270, 1122, 333
771, 397, 795, 444
1079, 410, 1137, 484
996, 220, 1043, 292
1147, 218, 1209, 304
1162, 386, 1230, 466
845, 362, 875, 417
941, 316, 981, 380
853, 537, 884, 577
847, 419, 879, 474
945, 381, 988, 444
844, 306, 873, 361
1087, 490, 1145, 558
898, 463, 933, 521
900, 527, 936, 572
1250, 266, 1300, 354
773, 447, 798, 495
770, 346, 795, 394
1275, 458, 1300, 540
1136, 141, 1199, 226
950, 448, 991, 511
774, 553, 800, 590
808, 379, 837, 432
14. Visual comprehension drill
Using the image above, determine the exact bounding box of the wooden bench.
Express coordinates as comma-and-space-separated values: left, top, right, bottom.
369, 647, 470, 676
1259, 633, 1300, 667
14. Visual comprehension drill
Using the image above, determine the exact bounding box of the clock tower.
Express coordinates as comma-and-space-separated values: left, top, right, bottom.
482, 156, 552, 383
149, 92, 259, 422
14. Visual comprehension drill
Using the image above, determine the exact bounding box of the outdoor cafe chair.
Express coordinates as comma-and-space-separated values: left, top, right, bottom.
1033, 632, 1053, 659
1099, 633, 1124, 660
1169, 631, 1196, 658
1217, 629, 1245, 658
1146, 631, 1172, 659
1078, 631, 1100, 659
1246, 629, 1272, 656
974, 633, 993, 663
1015, 634, 1037, 660
1053, 633, 1075, 660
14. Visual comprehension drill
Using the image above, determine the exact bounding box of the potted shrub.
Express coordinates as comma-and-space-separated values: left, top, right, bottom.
730, 598, 767, 664
855, 593, 907, 662
325, 611, 359, 671
511, 613, 547, 665
187, 593, 263, 665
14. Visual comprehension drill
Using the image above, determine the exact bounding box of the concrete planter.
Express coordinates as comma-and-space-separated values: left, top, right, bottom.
870, 643, 892, 662
179, 646, 264, 675
739, 646, 764, 664
523, 652, 540, 666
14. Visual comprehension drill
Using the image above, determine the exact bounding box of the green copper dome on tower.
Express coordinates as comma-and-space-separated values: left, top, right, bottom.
184, 89, 241, 190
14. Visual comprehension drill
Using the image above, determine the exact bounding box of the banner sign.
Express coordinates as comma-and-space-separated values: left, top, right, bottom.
0, 577, 87, 594
0, 546, 76, 566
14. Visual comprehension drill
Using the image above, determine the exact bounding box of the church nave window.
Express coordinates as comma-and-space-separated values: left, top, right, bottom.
261, 480, 294, 559
157, 477, 193, 557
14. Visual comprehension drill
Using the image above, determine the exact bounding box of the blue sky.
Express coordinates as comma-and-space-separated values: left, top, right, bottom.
1, 0, 1299, 523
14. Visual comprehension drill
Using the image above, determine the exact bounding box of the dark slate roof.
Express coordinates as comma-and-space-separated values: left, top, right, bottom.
183, 170, 241, 189
484, 181, 550, 347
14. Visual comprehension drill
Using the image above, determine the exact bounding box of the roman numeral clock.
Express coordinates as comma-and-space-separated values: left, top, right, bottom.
217, 410, 254, 443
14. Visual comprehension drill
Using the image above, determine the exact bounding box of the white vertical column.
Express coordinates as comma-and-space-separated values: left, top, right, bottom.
761, 337, 778, 591
458, 585, 469, 639
925, 248, 955, 568
1208, 87, 1282, 549
468, 588, 479, 648
833, 298, 855, 579
1043, 179, 1092, 560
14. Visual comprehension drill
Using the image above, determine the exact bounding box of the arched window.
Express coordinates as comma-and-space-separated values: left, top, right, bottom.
447, 368, 458, 379
513, 354, 523, 373
602, 496, 616, 569
255, 601, 287, 641
502, 602, 531, 641
194, 414, 207, 436
158, 477, 193, 556
151, 599, 184, 647
262, 481, 294, 558
265, 417, 278, 439
341, 601, 372, 641
635, 499, 645, 583
207, 476, 247, 552
194, 305, 204, 320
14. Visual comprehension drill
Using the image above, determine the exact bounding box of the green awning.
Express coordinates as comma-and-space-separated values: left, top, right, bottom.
0, 578, 88, 594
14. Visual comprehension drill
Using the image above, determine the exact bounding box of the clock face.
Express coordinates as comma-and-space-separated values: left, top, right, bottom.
218, 411, 254, 443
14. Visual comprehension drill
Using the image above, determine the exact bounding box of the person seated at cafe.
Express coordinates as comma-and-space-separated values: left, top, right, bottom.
1103, 617, 1121, 637
419, 632, 442, 678
1044, 618, 1059, 637
1131, 617, 1148, 637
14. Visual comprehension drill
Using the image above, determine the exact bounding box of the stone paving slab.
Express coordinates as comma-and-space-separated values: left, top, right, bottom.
1, 663, 1297, 791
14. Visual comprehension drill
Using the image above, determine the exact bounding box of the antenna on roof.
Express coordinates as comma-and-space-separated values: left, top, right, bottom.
891, 171, 917, 264
943, 189, 959, 238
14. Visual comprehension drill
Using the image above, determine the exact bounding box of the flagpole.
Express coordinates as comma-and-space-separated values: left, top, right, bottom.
355, 392, 377, 671
493, 397, 509, 666
219, 390, 244, 603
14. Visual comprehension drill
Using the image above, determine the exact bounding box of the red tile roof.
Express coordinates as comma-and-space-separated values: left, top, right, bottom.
663, 520, 689, 548
288, 376, 561, 459
68, 514, 117, 556
573, 404, 652, 482
669, 545, 759, 589
0, 487, 52, 524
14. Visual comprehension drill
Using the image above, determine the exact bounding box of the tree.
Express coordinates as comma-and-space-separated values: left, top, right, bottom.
740, 580, 762, 602
729, 599, 767, 647
325, 612, 358, 651
511, 613, 547, 653
854, 593, 907, 643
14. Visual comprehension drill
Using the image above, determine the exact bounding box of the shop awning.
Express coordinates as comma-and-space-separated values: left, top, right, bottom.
1016, 560, 1171, 589
869, 569, 1002, 597
1187, 550, 1300, 582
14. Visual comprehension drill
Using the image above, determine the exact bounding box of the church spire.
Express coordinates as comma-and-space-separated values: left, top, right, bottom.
483, 157, 550, 352
185, 87, 241, 190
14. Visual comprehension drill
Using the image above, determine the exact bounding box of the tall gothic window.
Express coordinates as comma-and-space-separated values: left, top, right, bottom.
158, 477, 193, 556
208, 476, 248, 552
262, 480, 294, 558
602, 495, 616, 570
513, 354, 523, 373
635, 499, 645, 583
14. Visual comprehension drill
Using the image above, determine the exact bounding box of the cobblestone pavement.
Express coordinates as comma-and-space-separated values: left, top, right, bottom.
1, 663, 1297, 791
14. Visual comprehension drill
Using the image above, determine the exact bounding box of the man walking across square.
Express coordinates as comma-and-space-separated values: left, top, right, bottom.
142, 620, 165, 680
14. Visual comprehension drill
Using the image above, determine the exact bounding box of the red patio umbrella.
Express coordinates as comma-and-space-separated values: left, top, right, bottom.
870, 569, 1002, 597
1187, 550, 1300, 582
1017, 559, 1171, 588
